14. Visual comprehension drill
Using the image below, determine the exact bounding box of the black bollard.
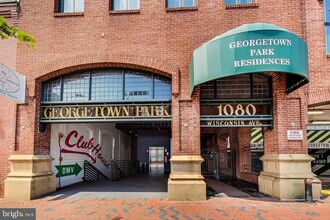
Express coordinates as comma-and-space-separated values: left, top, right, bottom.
139, 163, 143, 174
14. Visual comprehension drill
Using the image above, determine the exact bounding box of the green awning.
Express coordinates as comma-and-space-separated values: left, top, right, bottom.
190, 23, 309, 95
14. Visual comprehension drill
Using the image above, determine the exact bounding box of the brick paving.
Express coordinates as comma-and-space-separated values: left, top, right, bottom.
1, 195, 330, 220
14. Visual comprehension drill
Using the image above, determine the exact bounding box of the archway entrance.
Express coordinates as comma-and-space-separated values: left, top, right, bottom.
40, 68, 172, 197
199, 74, 270, 192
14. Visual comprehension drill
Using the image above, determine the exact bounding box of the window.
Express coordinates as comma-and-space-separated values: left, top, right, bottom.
167, 0, 196, 8
200, 74, 271, 100
58, 0, 84, 13
324, 0, 330, 54
43, 79, 61, 102
91, 70, 123, 101
42, 69, 172, 102
224, 0, 255, 4
112, 0, 140, 10
154, 75, 171, 99
124, 71, 152, 100
63, 73, 89, 101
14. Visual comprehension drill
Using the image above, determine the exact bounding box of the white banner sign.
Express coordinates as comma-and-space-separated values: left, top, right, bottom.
0, 64, 26, 103
287, 130, 304, 140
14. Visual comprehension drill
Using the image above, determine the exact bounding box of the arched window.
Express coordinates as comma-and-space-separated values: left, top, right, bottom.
42, 69, 171, 102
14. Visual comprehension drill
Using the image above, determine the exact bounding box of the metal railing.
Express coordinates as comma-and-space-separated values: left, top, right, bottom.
201, 151, 219, 179
110, 160, 140, 181
83, 160, 110, 181
251, 151, 263, 173
83, 160, 140, 181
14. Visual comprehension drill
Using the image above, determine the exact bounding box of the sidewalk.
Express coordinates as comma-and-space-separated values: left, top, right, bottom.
1, 194, 330, 220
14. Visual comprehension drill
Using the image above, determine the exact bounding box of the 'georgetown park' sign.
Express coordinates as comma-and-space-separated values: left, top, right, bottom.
40, 103, 171, 122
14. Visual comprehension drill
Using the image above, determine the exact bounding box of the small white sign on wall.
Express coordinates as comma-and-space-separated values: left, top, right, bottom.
287, 130, 304, 140
0, 63, 26, 103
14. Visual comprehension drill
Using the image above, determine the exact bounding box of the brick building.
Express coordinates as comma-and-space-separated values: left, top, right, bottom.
0, 0, 329, 201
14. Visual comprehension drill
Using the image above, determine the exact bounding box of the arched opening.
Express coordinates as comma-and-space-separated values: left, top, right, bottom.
40, 68, 172, 198
199, 73, 271, 196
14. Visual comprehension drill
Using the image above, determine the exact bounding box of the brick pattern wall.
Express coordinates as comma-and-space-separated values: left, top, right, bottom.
0, 0, 313, 195
263, 73, 288, 154
304, 0, 329, 90
217, 132, 232, 177
206, 127, 259, 184
237, 128, 252, 174
17, 0, 302, 154
0, 2, 19, 197
0, 98, 17, 197
286, 97, 308, 154
304, 0, 330, 105
236, 128, 258, 184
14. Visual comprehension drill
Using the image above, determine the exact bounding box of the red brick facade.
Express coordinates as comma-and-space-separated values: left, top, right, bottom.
0, 0, 328, 197
304, 0, 330, 106
0, 0, 19, 197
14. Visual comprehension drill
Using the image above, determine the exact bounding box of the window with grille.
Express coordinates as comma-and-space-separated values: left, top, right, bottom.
124, 71, 152, 100
42, 69, 171, 102
154, 75, 171, 99
63, 73, 89, 101
91, 70, 123, 101
200, 74, 270, 100
43, 79, 61, 102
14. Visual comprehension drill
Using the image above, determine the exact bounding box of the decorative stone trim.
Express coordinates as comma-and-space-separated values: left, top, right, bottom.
33, 53, 178, 85
168, 155, 206, 200
258, 154, 321, 200
225, 3, 259, 9
4, 155, 56, 201
54, 12, 84, 17
109, 9, 140, 15
166, 6, 197, 12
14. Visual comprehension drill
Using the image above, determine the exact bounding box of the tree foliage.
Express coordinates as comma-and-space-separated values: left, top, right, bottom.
0, 16, 36, 48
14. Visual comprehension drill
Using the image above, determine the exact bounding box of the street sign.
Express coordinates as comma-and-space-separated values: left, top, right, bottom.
55, 163, 82, 177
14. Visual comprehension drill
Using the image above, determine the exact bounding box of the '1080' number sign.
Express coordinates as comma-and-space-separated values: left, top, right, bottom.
218, 104, 257, 116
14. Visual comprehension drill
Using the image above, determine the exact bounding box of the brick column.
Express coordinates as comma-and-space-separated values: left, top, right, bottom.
168, 68, 206, 201
258, 73, 318, 200
0, 98, 17, 197
4, 98, 56, 201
